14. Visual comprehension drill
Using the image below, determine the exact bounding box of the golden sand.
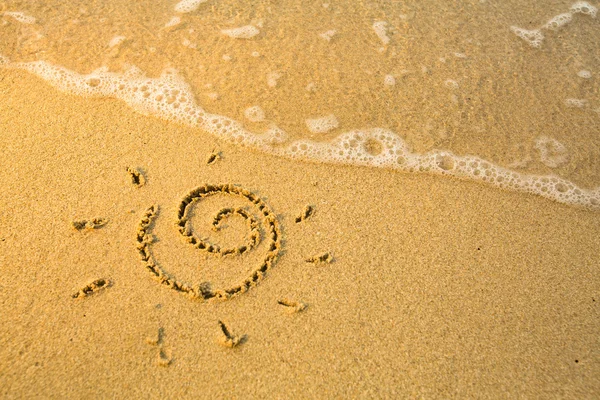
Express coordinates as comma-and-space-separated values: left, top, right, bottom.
1, 69, 599, 397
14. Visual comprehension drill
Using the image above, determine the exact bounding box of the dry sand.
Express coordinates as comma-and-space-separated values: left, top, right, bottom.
1, 69, 599, 398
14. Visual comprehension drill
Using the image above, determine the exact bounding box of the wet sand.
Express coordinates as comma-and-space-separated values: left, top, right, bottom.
0, 69, 599, 397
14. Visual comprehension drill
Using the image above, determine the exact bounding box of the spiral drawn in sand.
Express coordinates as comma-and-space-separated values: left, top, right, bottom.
135, 184, 281, 301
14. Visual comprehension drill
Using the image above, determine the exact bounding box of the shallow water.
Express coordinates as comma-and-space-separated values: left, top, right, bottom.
1, 0, 599, 207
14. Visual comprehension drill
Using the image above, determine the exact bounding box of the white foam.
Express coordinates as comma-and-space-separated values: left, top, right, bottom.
319, 30, 336, 41
165, 16, 182, 29
512, 2, 598, 48
372, 21, 391, 45
544, 12, 573, 30
244, 106, 266, 122
182, 38, 196, 48
565, 98, 588, 108
280, 129, 599, 208
306, 115, 339, 134
570, 1, 598, 17
444, 79, 459, 89
4, 60, 284, 150
384, 75, 396, 86
221, 25, 260, 39
535, 136, 569, 168
3, 11, 36, 24
577, 70, 592, 78
510, 27, 544, 47
174, 0, 206, 13
109, 36, 126, 48
4, 59, 599, 210
267, 71, 282, 88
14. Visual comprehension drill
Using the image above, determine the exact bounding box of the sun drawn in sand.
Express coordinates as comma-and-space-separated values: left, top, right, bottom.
71, 161, 329, 364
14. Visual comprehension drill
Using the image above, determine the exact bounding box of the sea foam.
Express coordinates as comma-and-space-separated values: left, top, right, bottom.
511, 1, 598, 47
2, 57, 599, 209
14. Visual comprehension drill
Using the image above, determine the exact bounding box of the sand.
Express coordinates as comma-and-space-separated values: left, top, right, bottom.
0, 68, 599, 398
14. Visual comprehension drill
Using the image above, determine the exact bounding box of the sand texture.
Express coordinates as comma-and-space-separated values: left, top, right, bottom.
0, 69, 599, 398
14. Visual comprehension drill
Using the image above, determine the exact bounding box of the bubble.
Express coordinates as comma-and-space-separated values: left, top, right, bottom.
364, 138, 383, 156
164, 16, 182, 29
372, 21, 391, 45
221, 25, 260, 39
534, 136, 569, 168
384, 75, 396, 86
244, 106, 266, 122
305, 115, 339, 134
319, 30, 336, 41
577, 70, 592, 78
436, 154, 455, 171
444, 79, 459, 89
3, 11, 36, 24
267, 71, 282, 88
510, 27, 544, 48
570, 1, 598, 17
544, 13, 573, 30
108, 36, 126, 48
565, 98, 588, 108
174, 0, 206, 13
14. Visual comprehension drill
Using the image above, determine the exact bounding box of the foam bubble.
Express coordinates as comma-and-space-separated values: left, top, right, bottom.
109, 36, 126, 48
3, 11, 36, 24
565, 98, 588, 108
570, 1, 598, 17
535, 136, 569, 168
384, 75, 396, 86
280, 129, 599, 208
577, 70, 592, 78
319, 30, 336, 41
4, 60, 599, 210
305, 115, 339, 134
182, 38, 196, 48
372, 21, 391, 45
512, 2, 598, 48
544, 12, 573, 30
4, 60, 287, 151
244, 106, 266, 122
267, 71, 282, 88
510, 27, 544, 47
221, 25, 260, 39
444, 79, 459, 89
174, 0, 206, 13
165, 16, 182, 29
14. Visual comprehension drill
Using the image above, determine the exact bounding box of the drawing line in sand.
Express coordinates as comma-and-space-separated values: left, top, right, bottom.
71, 218, 107, 231
218, 320, 245, 348
126, 166, 146, 187
277, 299, 308, 313
136, 184, 282, 301
71, 278, 111, 299
306, 252, 333, 264
295, 205, 314, 223
146, 327, 172, 366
